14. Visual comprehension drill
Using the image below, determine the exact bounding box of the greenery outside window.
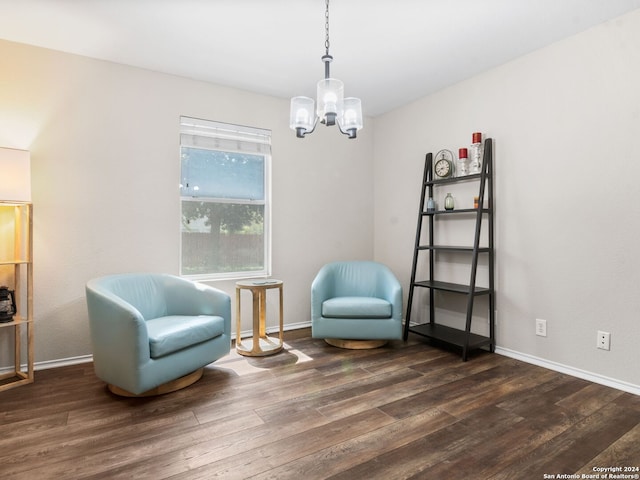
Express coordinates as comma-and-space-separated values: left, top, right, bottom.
180, 117, 271, 280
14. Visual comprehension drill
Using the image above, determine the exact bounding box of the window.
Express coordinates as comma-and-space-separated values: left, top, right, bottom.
180, 116, 271, 280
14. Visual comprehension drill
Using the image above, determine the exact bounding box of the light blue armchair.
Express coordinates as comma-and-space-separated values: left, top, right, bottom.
85, 273, 231, 396
311, 261, 403, 348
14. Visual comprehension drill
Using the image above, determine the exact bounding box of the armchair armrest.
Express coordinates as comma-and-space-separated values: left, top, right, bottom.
311, 267, 335, 320
375, 270, 403, 319
85, 283, 151, 368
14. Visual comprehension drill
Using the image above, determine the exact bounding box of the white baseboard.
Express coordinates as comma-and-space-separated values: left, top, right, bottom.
240, 320, 312, 339
18, 322, 315, 372
34, 354, 94, 370
0, 354, 94, 374
496, 346, 640, 396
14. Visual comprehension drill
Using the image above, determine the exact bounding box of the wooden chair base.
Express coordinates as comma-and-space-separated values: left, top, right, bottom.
107, 368, 204, 397
325, 338, 388, 350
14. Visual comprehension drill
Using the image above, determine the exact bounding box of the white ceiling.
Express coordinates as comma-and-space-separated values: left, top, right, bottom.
1, 0, 640, 116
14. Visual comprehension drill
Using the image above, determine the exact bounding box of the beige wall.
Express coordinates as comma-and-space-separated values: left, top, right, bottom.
0, 39, 374, 364
374, 9, 640, 389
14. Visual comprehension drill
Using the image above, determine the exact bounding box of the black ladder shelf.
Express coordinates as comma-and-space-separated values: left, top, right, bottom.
403, 138, 495, 361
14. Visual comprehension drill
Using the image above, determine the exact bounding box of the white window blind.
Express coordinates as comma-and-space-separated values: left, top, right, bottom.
180, 116, 271, 155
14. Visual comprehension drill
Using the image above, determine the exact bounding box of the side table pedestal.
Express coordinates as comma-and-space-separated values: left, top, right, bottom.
235, 280, 284, 357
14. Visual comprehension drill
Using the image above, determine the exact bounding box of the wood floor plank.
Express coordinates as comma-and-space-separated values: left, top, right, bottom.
0, 411, 69, 441
326, 404, 525, 480
486, 403, 640, 480
441, 365, 559, 419
316, 372, 440, 421
249, 407, 459, 480
158, 408, 395, 480
556, 382, 626, 416
378, 361, 533, 421
192, 368, 342, 424
73, 407, 333, 479
496, 373, 591, 418
575, 422, 640, 475
258, 367, 423, 423
1, 413, 202, 478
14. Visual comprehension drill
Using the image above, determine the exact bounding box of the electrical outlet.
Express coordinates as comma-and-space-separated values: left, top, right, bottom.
535, 318, 547, 337
597, 331, 611, 350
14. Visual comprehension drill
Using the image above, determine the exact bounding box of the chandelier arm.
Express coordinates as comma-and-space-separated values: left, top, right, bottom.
296, 116, 319, 138
336, 119, 357, 139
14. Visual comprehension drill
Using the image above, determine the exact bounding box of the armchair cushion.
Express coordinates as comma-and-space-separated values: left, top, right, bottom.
146, 315, 226, 358
322, 297, 392, 319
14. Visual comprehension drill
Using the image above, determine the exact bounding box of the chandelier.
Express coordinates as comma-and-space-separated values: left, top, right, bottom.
289, 0, 363, 139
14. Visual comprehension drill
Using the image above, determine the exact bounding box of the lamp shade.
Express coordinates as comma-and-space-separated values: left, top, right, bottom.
0, 148, 31, 202
317, 78, 344, 125
340, 97, 363, 132
289, 96, 316, 132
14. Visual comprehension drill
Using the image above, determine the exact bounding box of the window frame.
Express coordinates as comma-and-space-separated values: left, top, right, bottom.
179, 116, 272, 281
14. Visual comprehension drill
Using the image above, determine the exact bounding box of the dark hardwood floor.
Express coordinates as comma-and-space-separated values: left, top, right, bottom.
1, 329, 639, 479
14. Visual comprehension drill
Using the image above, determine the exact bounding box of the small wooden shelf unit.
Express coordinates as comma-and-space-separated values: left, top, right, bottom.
0, 201, 34, 392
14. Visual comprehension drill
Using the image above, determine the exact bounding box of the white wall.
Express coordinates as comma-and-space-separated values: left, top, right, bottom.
374, 9, 640, 388
0, 39, 374, 364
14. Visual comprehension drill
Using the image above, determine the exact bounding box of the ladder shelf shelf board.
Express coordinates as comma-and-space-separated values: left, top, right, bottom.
416, 246, 492, 253
411, 280, 492, 296
422, 208, 491, 215
403, 138, 495, 361
409, 323, 493, 351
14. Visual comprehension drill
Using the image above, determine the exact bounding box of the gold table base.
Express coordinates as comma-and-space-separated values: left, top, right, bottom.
235, 280, 284, 357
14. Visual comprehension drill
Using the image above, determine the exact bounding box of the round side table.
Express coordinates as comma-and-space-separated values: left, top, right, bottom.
235, 279, 284, 356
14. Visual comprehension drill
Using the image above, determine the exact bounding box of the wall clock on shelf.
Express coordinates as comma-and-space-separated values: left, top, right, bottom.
434, 149, 455, 179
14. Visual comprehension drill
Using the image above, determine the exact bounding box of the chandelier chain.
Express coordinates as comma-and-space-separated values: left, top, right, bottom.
324, 0, 330, 55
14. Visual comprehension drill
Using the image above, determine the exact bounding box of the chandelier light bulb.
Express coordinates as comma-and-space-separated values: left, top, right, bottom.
344, 110, 356, 122
324, 93, 337, 109
296, 110, 309, 124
